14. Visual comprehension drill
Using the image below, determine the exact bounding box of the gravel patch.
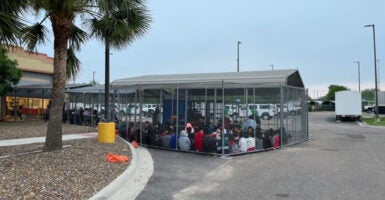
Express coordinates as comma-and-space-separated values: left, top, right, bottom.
0, 122, 131, 199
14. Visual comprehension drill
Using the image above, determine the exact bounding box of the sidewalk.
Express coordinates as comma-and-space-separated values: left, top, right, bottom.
0, 132, 98, 147
0, 133, 154, 199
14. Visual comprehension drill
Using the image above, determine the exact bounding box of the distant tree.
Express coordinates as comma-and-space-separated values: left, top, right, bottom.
306, 94, 313, 101
0, 45, 22, 96
317, 95, 327, 101
89, 80, 100, 85
361, 89, 375, 102
325, 85, 349, 101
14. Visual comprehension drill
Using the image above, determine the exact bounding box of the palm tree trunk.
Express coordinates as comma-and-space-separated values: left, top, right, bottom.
45, 16, 73, 151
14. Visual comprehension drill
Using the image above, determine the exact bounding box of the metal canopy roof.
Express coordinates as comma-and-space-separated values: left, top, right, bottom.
112, 69, 304, 89
12, 83, 93, 90
66, 84, 106, 93
66, 84, 135, 94
7, 83, 94, 98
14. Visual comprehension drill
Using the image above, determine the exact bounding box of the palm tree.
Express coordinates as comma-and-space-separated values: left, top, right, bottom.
24, 1, 81, 151
87, 0, 151, 121
0, 1, 83, 151
8, 0, 150, 151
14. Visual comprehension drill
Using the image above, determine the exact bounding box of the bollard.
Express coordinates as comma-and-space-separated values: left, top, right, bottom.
98, 122, 115, 143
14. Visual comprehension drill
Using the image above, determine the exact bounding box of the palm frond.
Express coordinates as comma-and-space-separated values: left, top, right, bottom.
66, 47, 81, 81
87, 0, 151, 50
69, 24, 89, 51
0, 1, 28, 14
0, 1, 27, 45
21, 23, 49, 52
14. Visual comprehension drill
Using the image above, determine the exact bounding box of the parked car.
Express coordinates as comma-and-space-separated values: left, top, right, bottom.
249, 104, 277, 120
363, 105, 375, 113
287, 102, 302, 115
125, 105, 141, 115
142, 104, 157, 115
231, 104, 276, 120
231, 106, 253, 118
277, 102, 302, 116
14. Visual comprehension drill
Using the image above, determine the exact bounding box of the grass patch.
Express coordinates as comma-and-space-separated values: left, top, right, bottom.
362, 117, 385, 126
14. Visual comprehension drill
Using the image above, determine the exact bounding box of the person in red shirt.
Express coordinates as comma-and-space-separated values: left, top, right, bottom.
194, 127, 204, 152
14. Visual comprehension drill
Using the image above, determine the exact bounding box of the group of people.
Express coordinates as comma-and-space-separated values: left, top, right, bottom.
61, 107, 100, 126
120, 117, 289, 154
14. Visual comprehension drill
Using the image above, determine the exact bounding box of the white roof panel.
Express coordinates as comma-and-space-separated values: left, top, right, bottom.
112, 69, 304, 89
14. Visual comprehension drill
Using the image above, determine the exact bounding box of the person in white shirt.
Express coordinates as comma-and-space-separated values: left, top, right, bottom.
246, 126, 256, 151
238, 126, 248, 153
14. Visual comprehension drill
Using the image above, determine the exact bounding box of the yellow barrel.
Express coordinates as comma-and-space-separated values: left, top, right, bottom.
98, 122, 115, 143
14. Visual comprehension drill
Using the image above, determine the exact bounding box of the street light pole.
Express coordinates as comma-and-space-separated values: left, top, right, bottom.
269, 64, 274, 70
237, 41, 241, 72
364, 24, 379, 120
93, 71, 96, 84
377, 59, 380, 90
354, 61, 361, 92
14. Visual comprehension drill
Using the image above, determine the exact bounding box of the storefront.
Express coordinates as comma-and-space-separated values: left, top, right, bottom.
0, 46, 53, 121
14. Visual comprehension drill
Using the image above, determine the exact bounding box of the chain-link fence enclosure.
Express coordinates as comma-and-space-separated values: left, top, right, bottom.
6, 70, 308, 156
106, 69, 309, 156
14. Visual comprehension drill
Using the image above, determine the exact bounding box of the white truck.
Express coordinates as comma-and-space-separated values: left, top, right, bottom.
335, 91, 362, 121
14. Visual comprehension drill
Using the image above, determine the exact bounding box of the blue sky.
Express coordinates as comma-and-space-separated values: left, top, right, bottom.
35, 0, 385, 98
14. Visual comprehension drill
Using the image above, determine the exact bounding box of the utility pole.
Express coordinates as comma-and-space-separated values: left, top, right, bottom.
237, 41, 241, 72
354, 61, 361, 92
93, 71, 96, 84
364, 24, 379, 121
377, 59, 380, 90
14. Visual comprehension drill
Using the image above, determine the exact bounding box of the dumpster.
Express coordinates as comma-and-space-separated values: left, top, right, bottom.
98, 122, 115, 143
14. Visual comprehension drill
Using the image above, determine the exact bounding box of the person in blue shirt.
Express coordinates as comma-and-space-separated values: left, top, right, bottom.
169, 126, 178, 149
242, 115, 257, 130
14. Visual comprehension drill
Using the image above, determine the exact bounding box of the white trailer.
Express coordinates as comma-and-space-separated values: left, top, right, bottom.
335, 91, 362, 121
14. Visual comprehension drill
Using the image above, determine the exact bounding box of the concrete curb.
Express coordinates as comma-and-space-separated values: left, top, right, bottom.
356, 121, 368, 127
90, 139, 154, 200
357, 121, 385, 129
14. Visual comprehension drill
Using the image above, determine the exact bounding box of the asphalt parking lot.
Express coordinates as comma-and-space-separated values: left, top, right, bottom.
136, 112, 385, 200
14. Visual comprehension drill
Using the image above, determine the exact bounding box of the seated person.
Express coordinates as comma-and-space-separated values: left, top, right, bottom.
280, 127, 288, 145
178, 130, 191, 151
263, 129, 274, 149
170, 131, 178, 149
212, 127, 222, 140
242, 115, 257, 130
83, 108, 91, 125
203, 128, 217, 153
143, 121, 155, 145
194, 127, 205, 152
157, 129, 171, 148
246, 126, 256, 151
229, 125, 242, 153
216, 130, 229, 154
126, 126, 135, 142
186, 125, 195, 151
255, 127, 263, 150
272, 129, 280, 149
238, 131, 248, 153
